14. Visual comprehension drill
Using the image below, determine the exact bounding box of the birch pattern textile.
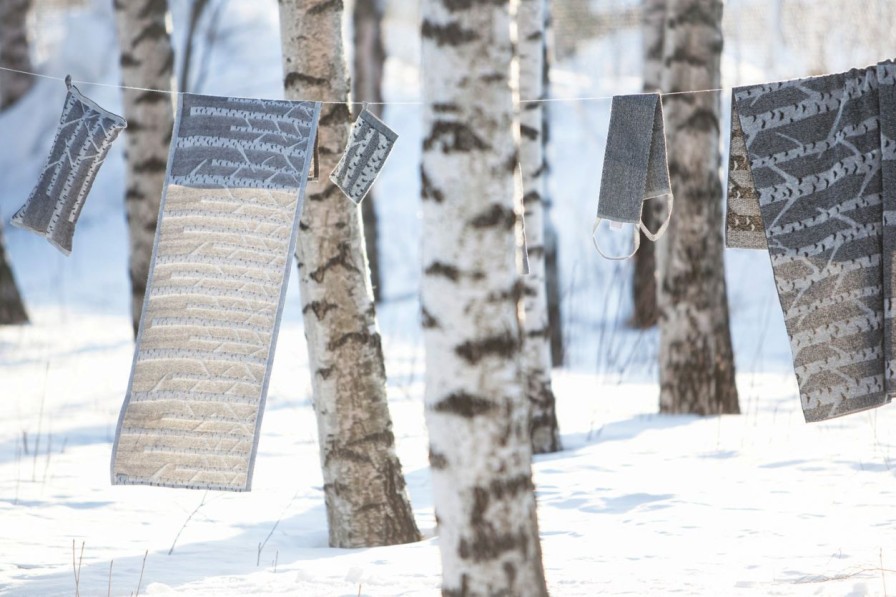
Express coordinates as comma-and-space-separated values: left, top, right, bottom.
12, 77, 126, 255
329, 108, 397, 204
593, 93, 673, 260
725, 61, 896, 422
112, 93, 321, 491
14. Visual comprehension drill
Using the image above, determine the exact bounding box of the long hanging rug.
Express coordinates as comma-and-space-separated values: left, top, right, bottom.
726, 60, 896, 422
112, 94, 321, 490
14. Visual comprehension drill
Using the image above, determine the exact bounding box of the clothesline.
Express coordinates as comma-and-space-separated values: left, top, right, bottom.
0, 64, 727, 105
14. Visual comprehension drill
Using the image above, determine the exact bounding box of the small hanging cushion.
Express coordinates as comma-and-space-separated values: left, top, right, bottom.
12, 77, 126, 255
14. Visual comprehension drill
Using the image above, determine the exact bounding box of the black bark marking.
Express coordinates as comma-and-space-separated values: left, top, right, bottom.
470, 204, 516, 230
455, 332, 519, 365
308, 242, 360, 283
284, 72, 328, 88
432, 392, 495, 418
308, 0, 342, 16
421, 306, 439, 329
425, 261, 460, 281
319, 102, 352, 126
421, 20, 478, 46
303, 300, 339, 320
421, 168, 445, 202
317, 366, 334, 380
132, 22, 169, 47
519, 124, 539, 141
327, 329, 381, 351
424, 120, 489, 153
133, 156, 167, 174
429, 449, 449, 470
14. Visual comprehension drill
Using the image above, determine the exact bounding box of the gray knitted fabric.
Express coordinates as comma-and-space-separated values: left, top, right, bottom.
330, 108, 397, 204
11, 78, 126, 255
597, 93, 671, 223
726, 61, 896, 422
111, 93, 321, 491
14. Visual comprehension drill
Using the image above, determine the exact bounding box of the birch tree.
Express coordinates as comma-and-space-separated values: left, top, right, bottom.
657, 0, 739, 414
0, 0, 33, 109
421, 0, 549, 593
279, 0, 420, 548
631, 0, 665, 328
512, 0, 560, 454
352, 0, 385, 302
542, 0, 564, 367
0, 0, 31, 324
113, 0, 176, 336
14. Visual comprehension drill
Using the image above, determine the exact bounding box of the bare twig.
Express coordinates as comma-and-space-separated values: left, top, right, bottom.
32, 361, 49, 482
169, 492, 208, 555
257, 490, 300, 566
72, 539, 84, 597
135, 549, 148, 596
108, 559, 113, 597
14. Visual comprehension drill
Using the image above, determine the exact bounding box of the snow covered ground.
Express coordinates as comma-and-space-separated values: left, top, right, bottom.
1, 1, 896, 595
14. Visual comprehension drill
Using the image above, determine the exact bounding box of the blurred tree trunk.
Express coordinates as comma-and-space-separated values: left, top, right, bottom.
0, 0, 32, 324
542, 0, 564, 367
352, 0, 384, 302
0, 0, 34, 109
657, 0, 739, 415
421, 0, 549, 593
279, 0, 420, 548
177, 0, 209, 93
512, 0, 560, 454
631, 0, 665, 328
113, 0, 176, 337
0, 222, 28, 325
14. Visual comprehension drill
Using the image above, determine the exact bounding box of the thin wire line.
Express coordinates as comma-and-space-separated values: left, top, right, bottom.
0, 64, 727, 104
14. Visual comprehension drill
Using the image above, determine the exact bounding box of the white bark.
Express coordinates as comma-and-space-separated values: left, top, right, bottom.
113, 0, 176, 336
511, 0, 560, 455
279, 0, 420, 548
0, 0, 33, 109
657, 0, 739, 415
421, 0, 548, 594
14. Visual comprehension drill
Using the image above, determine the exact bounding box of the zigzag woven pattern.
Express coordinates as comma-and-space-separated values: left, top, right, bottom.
112, 93, 320, 490
728, 61, 896, 422
11, 81, 126, 255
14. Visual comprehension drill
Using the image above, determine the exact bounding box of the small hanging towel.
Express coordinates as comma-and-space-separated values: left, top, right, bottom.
592, 93, 673, 260
724, 60, 896, 422
330, 107, 398, 204
11, 76, 126, 255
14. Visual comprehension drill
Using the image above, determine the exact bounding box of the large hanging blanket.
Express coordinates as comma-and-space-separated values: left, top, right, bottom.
112, 94, 320, 490
725, 61, 896, 422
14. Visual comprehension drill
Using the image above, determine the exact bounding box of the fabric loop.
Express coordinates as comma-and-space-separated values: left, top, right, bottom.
639, 193, 674, 242
591, 217, 640, 260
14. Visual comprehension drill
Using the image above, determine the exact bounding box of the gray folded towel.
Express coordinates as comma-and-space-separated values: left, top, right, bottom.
111, 93, 321, 491
725, 60, 896, 422
593, 93, 673, 260
12, 76, 126, 255
330, 107, 397, 204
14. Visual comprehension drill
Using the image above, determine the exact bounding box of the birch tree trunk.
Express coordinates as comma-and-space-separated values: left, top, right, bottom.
0, 221, 28, 325
352, 0, 385, 302
0, 0, 31, 324
113, 0, 176, 337
279, 0, 420, 549
657, 0, 739, 415
631, 0, 665, 328
512, 0, 560, 454
0, 0, 33, 109
421, 1, 549, 593
542, 0, 564, 367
